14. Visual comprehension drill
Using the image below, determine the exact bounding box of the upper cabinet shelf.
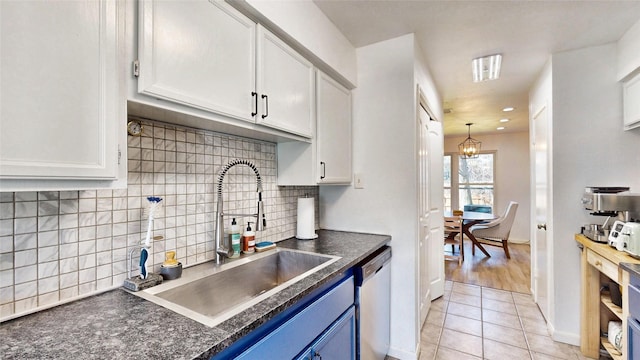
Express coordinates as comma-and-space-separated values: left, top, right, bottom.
135, 0, 313, 139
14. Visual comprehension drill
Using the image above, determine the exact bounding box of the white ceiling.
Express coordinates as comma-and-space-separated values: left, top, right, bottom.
312, 0, 640, 136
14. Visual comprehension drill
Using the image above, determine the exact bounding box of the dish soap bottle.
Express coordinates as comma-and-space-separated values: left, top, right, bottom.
230, 218, 241, 258
242, 222, 256, 254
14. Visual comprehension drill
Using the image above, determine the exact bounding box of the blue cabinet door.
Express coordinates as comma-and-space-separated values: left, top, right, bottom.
297, 306, 356, 360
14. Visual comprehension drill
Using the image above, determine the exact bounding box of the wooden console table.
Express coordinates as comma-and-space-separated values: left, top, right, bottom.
576, 234, 640, 360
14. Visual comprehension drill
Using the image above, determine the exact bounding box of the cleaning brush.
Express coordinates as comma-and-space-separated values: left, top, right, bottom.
140, 196, 162, 279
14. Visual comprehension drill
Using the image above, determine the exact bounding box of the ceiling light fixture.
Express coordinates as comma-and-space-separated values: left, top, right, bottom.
458, 123, 482, 159
497, 127, 505, 130
502, 107, 514, 112
472, 54, 502, 82
500, 118, 510, 123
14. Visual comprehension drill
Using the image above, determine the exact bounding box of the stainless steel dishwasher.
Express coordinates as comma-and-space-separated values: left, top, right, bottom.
355, 245, 391, 360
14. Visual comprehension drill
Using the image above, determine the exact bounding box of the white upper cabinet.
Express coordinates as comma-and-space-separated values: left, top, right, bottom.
137, 0, 256, 123
0, 0, 125, 191
316, 71, 352, 184
135, 1, 313, 139
623, 72, 640, 130
277, 70, 351, 185
256, 25, 314, 138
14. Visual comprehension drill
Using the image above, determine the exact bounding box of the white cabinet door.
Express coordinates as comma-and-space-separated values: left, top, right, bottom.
257, 25, 314, 138
0, 0, 123, 185
137, 0, 256, 122
623, 72, 640, 130
316, 71, 351, 184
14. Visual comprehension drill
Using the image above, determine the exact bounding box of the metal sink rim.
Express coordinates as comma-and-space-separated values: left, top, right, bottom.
129, 248, 341, 327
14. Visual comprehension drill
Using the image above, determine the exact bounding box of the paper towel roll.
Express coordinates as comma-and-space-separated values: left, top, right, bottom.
296, 197, 317, 239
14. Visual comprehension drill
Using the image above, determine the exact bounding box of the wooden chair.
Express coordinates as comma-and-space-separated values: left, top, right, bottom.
470, 201, 519, 259
444, 215, 464, 265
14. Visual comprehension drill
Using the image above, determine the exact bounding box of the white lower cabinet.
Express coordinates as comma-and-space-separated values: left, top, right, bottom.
0, 0, 126, 191
277, 70, 352, 185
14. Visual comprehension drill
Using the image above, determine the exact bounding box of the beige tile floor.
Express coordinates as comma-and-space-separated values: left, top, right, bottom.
417, 281, 594, 360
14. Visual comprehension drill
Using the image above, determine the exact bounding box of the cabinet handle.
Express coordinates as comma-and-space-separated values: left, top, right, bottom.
312, 351, 322, 359
251, 92, 258, 117
261, 94, 269, 119
537, 224, 547, 230
320, 162, 326, 180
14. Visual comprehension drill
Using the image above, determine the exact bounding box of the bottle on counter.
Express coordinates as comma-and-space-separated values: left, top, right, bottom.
242, 222, 256, 254
230, 218, 241, 258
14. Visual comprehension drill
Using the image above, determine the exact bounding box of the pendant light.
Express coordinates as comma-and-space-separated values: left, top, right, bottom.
458, 123, 482, 159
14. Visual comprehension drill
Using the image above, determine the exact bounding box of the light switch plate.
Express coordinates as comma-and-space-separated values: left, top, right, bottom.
354, 173, 364, 189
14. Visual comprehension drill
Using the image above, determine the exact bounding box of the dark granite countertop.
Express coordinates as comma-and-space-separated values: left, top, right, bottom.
0, 230, 390, 360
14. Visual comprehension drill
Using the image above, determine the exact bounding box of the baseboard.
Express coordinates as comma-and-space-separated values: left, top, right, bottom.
548, 325, 580, 346
386, 342, 419, 360
508, 238, 530, 244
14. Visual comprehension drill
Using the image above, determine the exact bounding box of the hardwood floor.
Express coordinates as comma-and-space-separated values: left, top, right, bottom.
444, 239, 531, 294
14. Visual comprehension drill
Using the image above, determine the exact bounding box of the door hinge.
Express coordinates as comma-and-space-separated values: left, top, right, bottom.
133, 60, 140, 77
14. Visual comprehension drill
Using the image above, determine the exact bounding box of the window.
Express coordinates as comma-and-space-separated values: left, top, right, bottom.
444, 152, 496, 213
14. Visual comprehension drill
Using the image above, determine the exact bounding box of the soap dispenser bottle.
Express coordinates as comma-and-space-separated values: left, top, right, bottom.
230, 218, 241, 258
242, 222, 256, 254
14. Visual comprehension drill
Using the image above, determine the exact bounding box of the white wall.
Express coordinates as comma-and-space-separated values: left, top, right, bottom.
320, 33, 442, 359
542, 43, 640, 344
444, 132, 531, 243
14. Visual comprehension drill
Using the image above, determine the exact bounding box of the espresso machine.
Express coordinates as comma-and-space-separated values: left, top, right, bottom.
581, 186, 640, 243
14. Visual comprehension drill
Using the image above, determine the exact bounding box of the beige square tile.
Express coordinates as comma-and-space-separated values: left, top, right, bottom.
419, 341, 437, 360
482, 287, 514, 303
427, 309, 446, 326
530, 351, 570, 360
483, 322, 528, 349
444, 313, 482, 336
516, 303, 546, 322
483, 338, 532, 360
421, 323, 442, 345
434, 346, 481, 360
512, 292, 535, 306
447, 301, 482, 321
483, 308, 522, 329
521, 316, 550, 337
450, 291, 482, 307
444, 281, 453, 290
483, 298, 518, 315
526, 333, 576, 359
452, 282, 481, 297
438, 328, 483, 358
431, 297, 448, 312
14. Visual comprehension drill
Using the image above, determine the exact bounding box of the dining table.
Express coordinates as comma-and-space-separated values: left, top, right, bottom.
444, 210, 498, 258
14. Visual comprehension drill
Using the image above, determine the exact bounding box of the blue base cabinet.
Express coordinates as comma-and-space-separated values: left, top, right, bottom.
628, 270, 640, 360
296, 306, 356, 360
215, 273, 354, 360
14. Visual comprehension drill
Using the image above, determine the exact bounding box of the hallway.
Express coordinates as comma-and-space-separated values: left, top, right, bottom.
419, 281, 590, 360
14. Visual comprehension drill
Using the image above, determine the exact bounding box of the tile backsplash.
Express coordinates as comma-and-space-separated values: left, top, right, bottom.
0, 120, 318, 320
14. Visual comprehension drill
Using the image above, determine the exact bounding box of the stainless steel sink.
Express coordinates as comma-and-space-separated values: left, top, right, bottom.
131, 248, 340, 327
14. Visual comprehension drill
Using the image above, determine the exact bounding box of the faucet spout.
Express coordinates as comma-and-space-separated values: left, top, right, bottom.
215, 159, 266, 264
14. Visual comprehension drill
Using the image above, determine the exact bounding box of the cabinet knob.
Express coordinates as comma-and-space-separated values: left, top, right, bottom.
537, 223, 547, 230
595, 260, 602, 267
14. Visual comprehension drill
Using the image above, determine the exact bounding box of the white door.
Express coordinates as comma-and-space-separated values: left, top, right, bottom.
533, 105, 550, 321
428, 120, 445, 300
417, 102, 431, 327
137, 0, 256, 122
256, 25, 314, 138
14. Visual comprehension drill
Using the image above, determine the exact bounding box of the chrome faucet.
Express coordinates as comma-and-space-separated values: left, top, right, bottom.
215, 159, 266, 264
